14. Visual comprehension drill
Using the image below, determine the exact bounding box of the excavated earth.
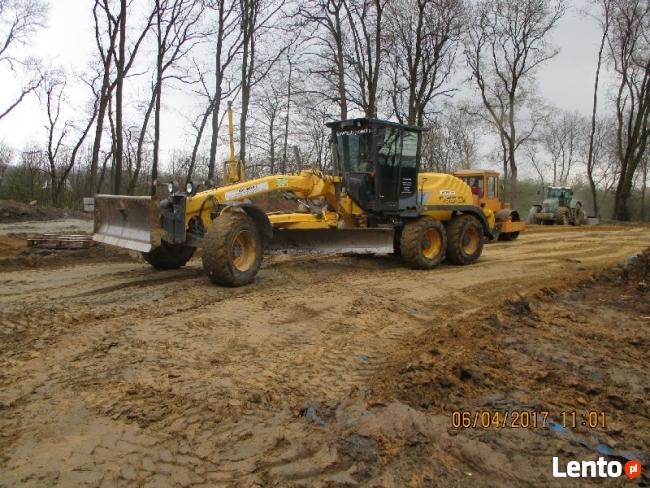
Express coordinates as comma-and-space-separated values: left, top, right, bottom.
0, 223, 649, 487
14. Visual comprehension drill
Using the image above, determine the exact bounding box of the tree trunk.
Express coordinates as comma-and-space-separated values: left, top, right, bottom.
281, 55, 292, 174
208, 90, 223, 181
187, 104, 214, 185
89, 71, 111, 196
588, 172, 599, 218
128, 90, 156, 195
114, 0, 127, 194
586, 13, 607, 216
334, 8, 347, 119
613, 174, 632, 221
239, 4, 252, 164
269, 115, 276, 174
151, 58, 163, 196
641, 159, 647, 221
508, 93, 517, 208
208, 1, 226, 180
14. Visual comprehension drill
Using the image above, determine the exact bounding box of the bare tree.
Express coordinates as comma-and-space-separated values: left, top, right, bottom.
420, 105, 479, 172
127, 85, 156, 194
586, 0, 612, 217
238, 0, 287, 163
150, 0, 206, 196
524, 142, 547, 187
465, 0, 565, 206
42, 73, 99, 206
205, 0, 241, 180
608, 0, 649, 220
343, 0, 385, 117
90, 0, 154, 195
542, 110, 582, 186
251, 75, 284, 173
385, 0, 464, 125
280, 49, 295, 173
0, 0, 47, 121
297, 0, 349, 119
114, 0, 127, 194
89, 0, 119, 196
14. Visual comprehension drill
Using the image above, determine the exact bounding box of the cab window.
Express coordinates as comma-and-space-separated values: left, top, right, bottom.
487, 176, 496, 198
468, 177, 483, 197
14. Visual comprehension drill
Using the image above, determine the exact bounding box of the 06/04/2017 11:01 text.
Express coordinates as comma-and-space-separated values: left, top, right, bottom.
450, 410, 607, 430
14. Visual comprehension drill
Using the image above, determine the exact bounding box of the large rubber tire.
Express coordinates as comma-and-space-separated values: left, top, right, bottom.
202, 212, 263, 287
555, 207, 570, 225
142, 241, 194, 270
400, 217, 446, 269
446, 214, 484, 265
572, 204, 585, 226
527, 206, 541, 224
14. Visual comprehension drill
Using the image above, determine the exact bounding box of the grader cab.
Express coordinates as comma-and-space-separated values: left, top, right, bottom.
452, 170, 525, 241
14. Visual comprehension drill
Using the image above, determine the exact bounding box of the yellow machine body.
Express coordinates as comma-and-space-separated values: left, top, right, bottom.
93, 116, 499, 286
453, 169, 524, 239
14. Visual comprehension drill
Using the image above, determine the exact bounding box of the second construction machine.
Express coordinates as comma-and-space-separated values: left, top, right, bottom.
94, 118, 497, 286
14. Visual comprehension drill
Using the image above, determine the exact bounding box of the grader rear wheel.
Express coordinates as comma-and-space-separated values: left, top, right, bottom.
446, 214, 484, 265
202, 212, 263, 287
142, 241, 195, 270
400, 217, 446, 269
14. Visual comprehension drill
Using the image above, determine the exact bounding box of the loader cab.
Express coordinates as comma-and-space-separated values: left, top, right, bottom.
453, 170, 502, 213
328, 118, 424, 214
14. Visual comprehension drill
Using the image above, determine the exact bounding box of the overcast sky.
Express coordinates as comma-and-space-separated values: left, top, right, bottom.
0, 0, 613, 172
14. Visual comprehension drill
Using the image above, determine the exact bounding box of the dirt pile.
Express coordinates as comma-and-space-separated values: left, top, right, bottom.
363, 247, 650, 485
0, 235, 137, 271
0, 200, 90, 223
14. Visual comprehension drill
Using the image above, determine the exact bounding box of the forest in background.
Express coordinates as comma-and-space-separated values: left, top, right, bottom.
0, 0, 647, 220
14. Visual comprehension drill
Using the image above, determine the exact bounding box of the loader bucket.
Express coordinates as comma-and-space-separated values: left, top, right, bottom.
93, 195, 163, 253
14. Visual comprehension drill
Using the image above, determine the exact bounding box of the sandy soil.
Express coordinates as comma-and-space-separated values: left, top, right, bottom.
0, 224, 649, 487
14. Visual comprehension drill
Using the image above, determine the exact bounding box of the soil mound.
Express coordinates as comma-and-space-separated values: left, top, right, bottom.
0, 200, 90, 223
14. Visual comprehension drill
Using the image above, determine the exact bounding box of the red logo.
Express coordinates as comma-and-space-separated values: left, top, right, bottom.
625, 460, 641, 480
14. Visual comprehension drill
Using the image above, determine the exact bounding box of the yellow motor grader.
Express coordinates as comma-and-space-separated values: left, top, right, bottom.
94, 118, 498, 286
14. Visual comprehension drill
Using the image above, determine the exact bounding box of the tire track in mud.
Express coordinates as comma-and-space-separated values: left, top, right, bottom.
1, 225, 650, 486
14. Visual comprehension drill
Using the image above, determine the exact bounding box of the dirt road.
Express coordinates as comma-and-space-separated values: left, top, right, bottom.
0, 225, 648, 487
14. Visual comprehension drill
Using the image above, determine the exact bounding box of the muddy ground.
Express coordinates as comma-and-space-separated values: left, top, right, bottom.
0, 224, 649, 487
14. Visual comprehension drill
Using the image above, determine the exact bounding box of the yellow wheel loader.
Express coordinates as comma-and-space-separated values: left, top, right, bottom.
94, 118, 498, 286
452, 170, 526, 241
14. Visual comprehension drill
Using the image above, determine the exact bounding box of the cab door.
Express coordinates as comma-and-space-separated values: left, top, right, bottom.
484, 175, 501, 212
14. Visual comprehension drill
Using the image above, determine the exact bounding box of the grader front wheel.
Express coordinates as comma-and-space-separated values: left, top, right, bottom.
202, 212, 263, 287
446, 215, 484, 265
400, 217, 446, 269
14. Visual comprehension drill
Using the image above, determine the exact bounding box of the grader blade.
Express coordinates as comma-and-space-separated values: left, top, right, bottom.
267, 228, 395, 254
93, 195, 163, 253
